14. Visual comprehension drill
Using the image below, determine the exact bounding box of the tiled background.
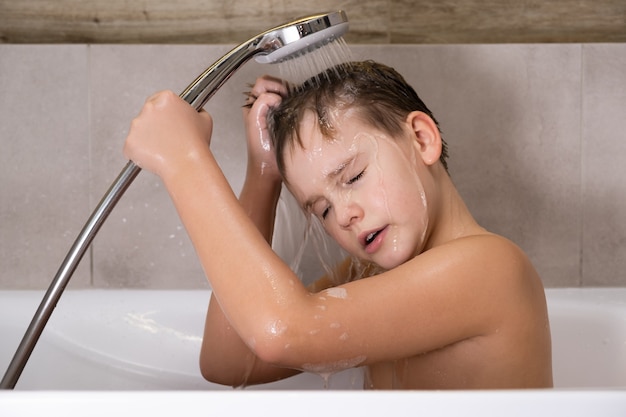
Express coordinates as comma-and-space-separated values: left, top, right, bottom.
1, 43, 625, 289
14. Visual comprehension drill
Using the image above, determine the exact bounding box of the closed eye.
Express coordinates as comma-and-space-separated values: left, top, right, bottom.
347, 169, 365, 185
309, 200, 330, 221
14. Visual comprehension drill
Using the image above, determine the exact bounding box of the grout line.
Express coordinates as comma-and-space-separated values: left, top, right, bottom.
87, 44, 95, 288
578, 44, 585, 288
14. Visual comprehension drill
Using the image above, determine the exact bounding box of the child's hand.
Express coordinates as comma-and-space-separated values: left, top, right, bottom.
243, 76, 287, 183
123, 90, 214, 179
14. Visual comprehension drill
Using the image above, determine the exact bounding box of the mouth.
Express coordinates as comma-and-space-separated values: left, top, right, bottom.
365, 230, 381, 245
360, 226, 388, 253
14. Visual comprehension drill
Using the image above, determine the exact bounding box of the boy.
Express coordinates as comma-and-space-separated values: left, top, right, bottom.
123, 61, 552, 389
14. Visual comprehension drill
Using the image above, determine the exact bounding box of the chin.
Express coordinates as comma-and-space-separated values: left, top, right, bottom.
374, 252, 412, 271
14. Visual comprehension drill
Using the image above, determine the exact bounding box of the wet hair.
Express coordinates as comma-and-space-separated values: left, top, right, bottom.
268, 60, 449, 180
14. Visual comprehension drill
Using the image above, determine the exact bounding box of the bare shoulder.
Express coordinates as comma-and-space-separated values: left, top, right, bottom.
438, 233, 549, 330
400, 232, 547, 330
431, 232, 538, 287
366, 234, 552, 388
439, 232, 529, 262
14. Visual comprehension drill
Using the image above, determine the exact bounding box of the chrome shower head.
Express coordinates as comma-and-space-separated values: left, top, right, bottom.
181, 11, 349, 110
253, 11, 349, 64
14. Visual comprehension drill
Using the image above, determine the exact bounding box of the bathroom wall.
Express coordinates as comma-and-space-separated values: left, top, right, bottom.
1, 0, 625, 44
1, 43, 626, 289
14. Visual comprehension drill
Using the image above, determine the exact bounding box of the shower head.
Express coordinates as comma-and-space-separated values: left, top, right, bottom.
253, 11, 349, 64
180, 11, 349, 110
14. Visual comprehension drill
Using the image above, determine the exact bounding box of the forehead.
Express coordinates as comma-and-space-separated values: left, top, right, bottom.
285, 109, 361, 172
282, 110, 375, 203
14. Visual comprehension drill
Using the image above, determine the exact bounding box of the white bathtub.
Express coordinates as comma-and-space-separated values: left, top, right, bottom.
1, 287, 625, 416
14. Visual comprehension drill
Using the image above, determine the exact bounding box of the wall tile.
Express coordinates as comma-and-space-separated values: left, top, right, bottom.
582, 44, 626, 286
88, 45, 319, 288
89, 45, 228, 288
0, 45, 91, 289
3, 43, 625, 290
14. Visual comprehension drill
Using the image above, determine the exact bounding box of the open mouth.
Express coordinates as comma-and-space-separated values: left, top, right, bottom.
361, 226, 388, 251
365, 230, 382, 246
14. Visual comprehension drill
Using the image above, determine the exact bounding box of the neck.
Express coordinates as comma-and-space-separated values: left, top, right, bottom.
423, 167, 486, 251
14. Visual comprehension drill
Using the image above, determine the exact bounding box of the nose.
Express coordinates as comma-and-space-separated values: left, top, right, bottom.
335, 197, 363, 229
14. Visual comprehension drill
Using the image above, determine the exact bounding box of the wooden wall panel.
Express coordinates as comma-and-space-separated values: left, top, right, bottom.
0, 0, 624, 44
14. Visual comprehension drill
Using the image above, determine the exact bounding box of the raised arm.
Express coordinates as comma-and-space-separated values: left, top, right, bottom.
199, 77, 302, 386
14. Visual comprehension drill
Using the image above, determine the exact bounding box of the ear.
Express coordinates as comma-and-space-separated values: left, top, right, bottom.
405, 111, 442, 166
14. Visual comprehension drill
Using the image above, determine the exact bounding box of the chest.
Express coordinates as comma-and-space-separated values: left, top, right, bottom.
364, 337, 487, 389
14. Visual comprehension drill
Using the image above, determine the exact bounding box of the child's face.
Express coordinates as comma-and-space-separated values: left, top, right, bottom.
284, 109, 431, 270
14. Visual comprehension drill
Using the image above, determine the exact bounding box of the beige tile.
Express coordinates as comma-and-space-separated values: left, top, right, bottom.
353, 44, 583, 287
89, 44, 357, 288
0, 45, 91, 289
88, 45, 317, 288
582, 44, 626, 286
89, 45, 227, 288
7, 43, 624, 290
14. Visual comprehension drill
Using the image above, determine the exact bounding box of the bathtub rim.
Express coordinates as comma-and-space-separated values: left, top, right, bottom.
1, 286, 625, 391
1, 389, 626, 417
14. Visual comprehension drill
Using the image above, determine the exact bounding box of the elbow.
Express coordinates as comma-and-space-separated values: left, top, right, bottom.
199, 350, 236, 387
199, 342, 253, 388
245, 317, 302, 368
199, 363, 220, 385
249, 339, 288, 368
197, 323, 291, 387
198, 313, 306, 386
198, 340, 292, 388
200, 351, 258, 388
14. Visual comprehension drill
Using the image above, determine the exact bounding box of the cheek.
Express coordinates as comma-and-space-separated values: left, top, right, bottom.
376, 146, 431, 256
376, 143, 428, 214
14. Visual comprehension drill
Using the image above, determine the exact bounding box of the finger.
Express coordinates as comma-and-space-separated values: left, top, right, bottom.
198, 109, 214, 133
244, 76, 288, 107
145, 90, 175, 105
146, 90, 163, 103
253, 75, 288, 97
249, 90, 283, 123
243, 90, 258, 109
243, 89, 283, 112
